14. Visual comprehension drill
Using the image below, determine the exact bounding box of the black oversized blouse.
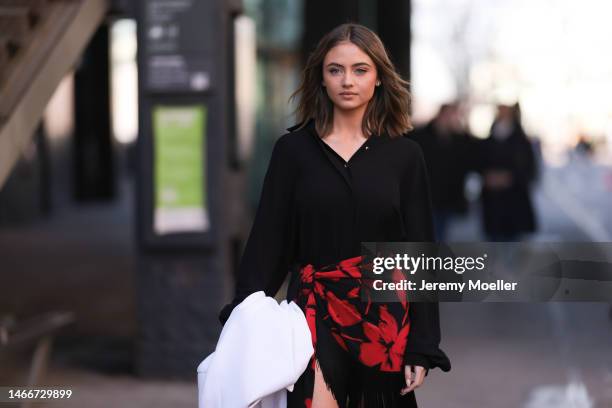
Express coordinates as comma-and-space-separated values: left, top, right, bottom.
219, 119, 451, 372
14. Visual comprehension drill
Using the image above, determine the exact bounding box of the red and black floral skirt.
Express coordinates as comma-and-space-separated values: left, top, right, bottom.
287, 256, 418, 408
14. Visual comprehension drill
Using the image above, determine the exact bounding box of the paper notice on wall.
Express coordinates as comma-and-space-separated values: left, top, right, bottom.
153, 105, 209, 235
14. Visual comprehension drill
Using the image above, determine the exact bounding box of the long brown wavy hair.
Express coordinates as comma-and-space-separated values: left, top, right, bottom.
289, 23, 413, 138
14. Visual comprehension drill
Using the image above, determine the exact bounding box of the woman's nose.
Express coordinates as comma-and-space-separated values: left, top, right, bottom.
342, 72, 354, 86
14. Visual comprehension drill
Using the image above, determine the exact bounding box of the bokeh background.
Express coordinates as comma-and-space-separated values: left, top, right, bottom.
1, 0, 611, 407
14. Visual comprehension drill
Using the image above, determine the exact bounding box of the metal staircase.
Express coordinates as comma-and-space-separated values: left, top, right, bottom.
0, 0, 109, 188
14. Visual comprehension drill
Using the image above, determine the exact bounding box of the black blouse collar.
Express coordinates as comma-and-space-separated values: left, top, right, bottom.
288, 118, 391, 191
286, 118, 390, 146
286, 120, 308, 132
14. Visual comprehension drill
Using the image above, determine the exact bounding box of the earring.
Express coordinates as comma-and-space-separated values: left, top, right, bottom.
376, 81, 381, 87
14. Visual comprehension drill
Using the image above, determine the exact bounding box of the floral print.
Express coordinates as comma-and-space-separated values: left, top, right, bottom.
291, 256, 411, 406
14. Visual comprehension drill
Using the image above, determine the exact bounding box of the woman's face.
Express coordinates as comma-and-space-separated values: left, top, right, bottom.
322, 41, 378, 112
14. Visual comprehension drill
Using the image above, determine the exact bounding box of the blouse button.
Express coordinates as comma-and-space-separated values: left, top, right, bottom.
365, 146, 369, 150
344, 163, 348, 168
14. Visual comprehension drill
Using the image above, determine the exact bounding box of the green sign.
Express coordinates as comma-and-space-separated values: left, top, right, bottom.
153, 105, 208, 234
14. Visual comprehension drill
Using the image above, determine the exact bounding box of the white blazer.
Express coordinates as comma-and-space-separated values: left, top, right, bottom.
197, 291, 314, 408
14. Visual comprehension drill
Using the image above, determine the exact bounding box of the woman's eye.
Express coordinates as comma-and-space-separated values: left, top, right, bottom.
355, 69, 367, 74
329, 68, 341, 74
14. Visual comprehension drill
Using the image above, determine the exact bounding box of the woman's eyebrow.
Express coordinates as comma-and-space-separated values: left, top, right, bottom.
326, 62, 372, 68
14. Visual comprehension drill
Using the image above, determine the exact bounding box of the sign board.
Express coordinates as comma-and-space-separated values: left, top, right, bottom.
143, 0, 215, 92
153, 105, 208, 235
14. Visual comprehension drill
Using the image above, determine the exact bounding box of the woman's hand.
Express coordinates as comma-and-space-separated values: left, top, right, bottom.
400, 365, 426, 395
484, 170, 513, 190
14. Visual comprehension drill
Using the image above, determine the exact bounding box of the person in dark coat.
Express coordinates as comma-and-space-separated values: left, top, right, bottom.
410, 103, 477, 241
478, 103, 537, 241
219, 23, 450, 408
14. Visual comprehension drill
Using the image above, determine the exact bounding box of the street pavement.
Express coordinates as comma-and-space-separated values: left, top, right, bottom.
417, 157, 612, 407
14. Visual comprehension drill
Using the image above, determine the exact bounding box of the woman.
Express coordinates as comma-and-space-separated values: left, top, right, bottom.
219, 23, 450, 407
478, 103, 537, 241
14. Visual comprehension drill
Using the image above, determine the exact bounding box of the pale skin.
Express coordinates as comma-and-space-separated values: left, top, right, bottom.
311, 41, 427, 408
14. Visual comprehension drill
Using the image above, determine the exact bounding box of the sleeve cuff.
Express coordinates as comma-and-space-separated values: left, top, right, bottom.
403, 347, 451, 373
403, 352, 431, 370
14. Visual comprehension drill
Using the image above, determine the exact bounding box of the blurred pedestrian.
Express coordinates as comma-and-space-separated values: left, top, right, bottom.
410, 103, 477, 241
575, 134, 594, 157
478, 103, 537, 241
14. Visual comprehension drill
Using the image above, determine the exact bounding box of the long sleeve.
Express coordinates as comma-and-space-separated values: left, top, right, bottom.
400, 142, 451, 372
218, 135, 298, 326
